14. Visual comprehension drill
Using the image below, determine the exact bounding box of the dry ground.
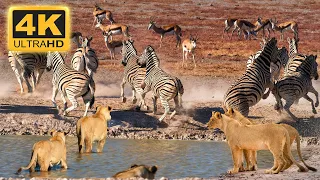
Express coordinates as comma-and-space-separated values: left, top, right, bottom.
0, 0, 320, 179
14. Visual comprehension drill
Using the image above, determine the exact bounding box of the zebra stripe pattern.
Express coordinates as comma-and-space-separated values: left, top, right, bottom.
137, 45, 184, 122
272, 54, 318, 120
71, 37, 99, 77
120, 40, 147, 110
224, 38, 278, 116
46, 51, 95, 116
8, 51, 47, 93
284, 37, 302, 75
287, 37, 299, 58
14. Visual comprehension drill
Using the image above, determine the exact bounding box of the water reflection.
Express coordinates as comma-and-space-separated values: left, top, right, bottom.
0, 136, 276, 179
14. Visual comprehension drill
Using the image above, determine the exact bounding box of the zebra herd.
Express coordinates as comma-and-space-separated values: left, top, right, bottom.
6, 3, 319, 122
224, 37, 319, 120
7, 40, 184, 122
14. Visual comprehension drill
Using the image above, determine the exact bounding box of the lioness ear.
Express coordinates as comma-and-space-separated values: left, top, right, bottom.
150, 165, 158, 173
49, 129, 56, 136
215, 112, 222, 119
96, 105, 102, 112
108, 106, 112, 111
130, 164, 138, 168
211, 111, 215, 116
230, 108, 234, 114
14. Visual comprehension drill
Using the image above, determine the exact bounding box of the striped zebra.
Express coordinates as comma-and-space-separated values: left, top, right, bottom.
71, 37, 99, 77
247, 46, 289, 82
287, 37, 299, 59
284, 37, 301, 75
224, 38, 278, 117
120, 40, 147, 110
8, 51, 47, 93
272, 54, 318, 120
137, 46, 184, 122
46, 51, 95, 117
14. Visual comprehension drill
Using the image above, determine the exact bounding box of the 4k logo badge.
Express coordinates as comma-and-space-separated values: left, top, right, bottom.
8, 6, 70, 52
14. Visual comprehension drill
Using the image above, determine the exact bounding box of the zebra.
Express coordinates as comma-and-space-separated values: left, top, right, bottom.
287, 37, 299, 59
224, 38, 278, 117
120, 40, 147, 110
8, 51, 47, 93
284, 37, 301, 75
247, 46, 289, 82
272, 54, 318, 120
71, 36, 99, 77
46, 51, 95, 117
137, 45, 184, 122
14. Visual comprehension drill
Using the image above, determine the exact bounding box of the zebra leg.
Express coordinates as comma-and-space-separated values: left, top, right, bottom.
131, 88, 137, 104
13, 69, 24, 93
159, 97, 170, 122
303, 94, 317, 114
60, 93, 67, 111
64, 94, 78, 116
82, 92, 93, 117
31, 72, 36, 91
152, 96, 158, 114
51, 86, 59, 110
23, 72, 33, 93
120, 78, 126, 103
262, 89, 271, 99
283, 100, 298, 121
36, 68, 45, 85
309, 86, 319, 107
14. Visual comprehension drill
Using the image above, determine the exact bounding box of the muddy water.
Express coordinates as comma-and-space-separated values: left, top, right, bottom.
0, 136, 275, 178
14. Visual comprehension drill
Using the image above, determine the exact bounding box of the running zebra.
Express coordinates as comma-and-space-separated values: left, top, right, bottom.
71, 37, 99, 77
120, 40, 147, 110
8, 51, 47, 93
46, 51, 95, 117
272, 54, 318, 120
224, 38, 278, 116
137, 46, 184, 122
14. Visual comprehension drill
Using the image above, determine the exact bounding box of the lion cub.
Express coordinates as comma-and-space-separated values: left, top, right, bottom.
76, 105, 112, 153
225, 107, 317, 172
113, 164, 158, 179
207, 111, 307, 174
17, 130, 68, 173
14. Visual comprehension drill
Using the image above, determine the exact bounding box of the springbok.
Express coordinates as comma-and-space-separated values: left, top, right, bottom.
222, 18, 237, 39
231, 19, 257, 40
96, 23, 131, 40
102, 31, 123, 60
270, 18, 298, 40
182, 35, 198, 68
256, 17, 274, 38
92, 4, 115, 26
147, 17, 182, 48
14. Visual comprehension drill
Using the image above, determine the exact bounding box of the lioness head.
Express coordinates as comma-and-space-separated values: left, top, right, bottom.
96, 105, 112, 121
207, 111, 223, 130
50, 130, 67, 143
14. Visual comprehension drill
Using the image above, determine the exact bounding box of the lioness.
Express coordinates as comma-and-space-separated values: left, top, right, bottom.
207, 111, 307, 174
16, 130, 68, 173
113, 164, 158, 179
76, 105, 112, 153
225, 107, 317, 172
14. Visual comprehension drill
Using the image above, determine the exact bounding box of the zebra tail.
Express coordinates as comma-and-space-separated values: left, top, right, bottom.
176, 78, 184, 108
88, 77, 95, 109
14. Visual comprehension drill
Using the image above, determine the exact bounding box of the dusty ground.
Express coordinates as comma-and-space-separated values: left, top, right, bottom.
1, 0, 320, 179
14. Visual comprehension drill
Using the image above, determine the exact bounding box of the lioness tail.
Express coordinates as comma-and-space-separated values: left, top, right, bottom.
16, 149, 37, 174
295, 133, 317, 171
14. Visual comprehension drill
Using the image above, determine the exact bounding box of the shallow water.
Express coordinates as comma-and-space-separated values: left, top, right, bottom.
0, 136, 275, 178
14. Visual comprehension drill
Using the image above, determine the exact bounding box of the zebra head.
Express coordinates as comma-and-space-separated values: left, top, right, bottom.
137, 46, 160, 68
264, 37, 278, 63
277, 47, 289, 67
46, 51, 65, 71
121, 40, 137, 66
82, 36, 93, 49
309, 55, 318, 80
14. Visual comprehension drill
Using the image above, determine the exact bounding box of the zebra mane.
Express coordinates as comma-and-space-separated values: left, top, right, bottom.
126, 40, 137, 56
145, 46, 160, 67
296, 55, 317, 76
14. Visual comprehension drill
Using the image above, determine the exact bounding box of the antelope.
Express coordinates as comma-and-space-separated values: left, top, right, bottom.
71, 31, 82, 48
256, 17, 274, 38
102, 31, 123, 60
270, 18, 298, 40
222, 18, 237, 39
231, 19, 257, 40
96, 23, 131, 40
147, 17, 182, 48
182, 35, 198, 68
92, 4, 115, 26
